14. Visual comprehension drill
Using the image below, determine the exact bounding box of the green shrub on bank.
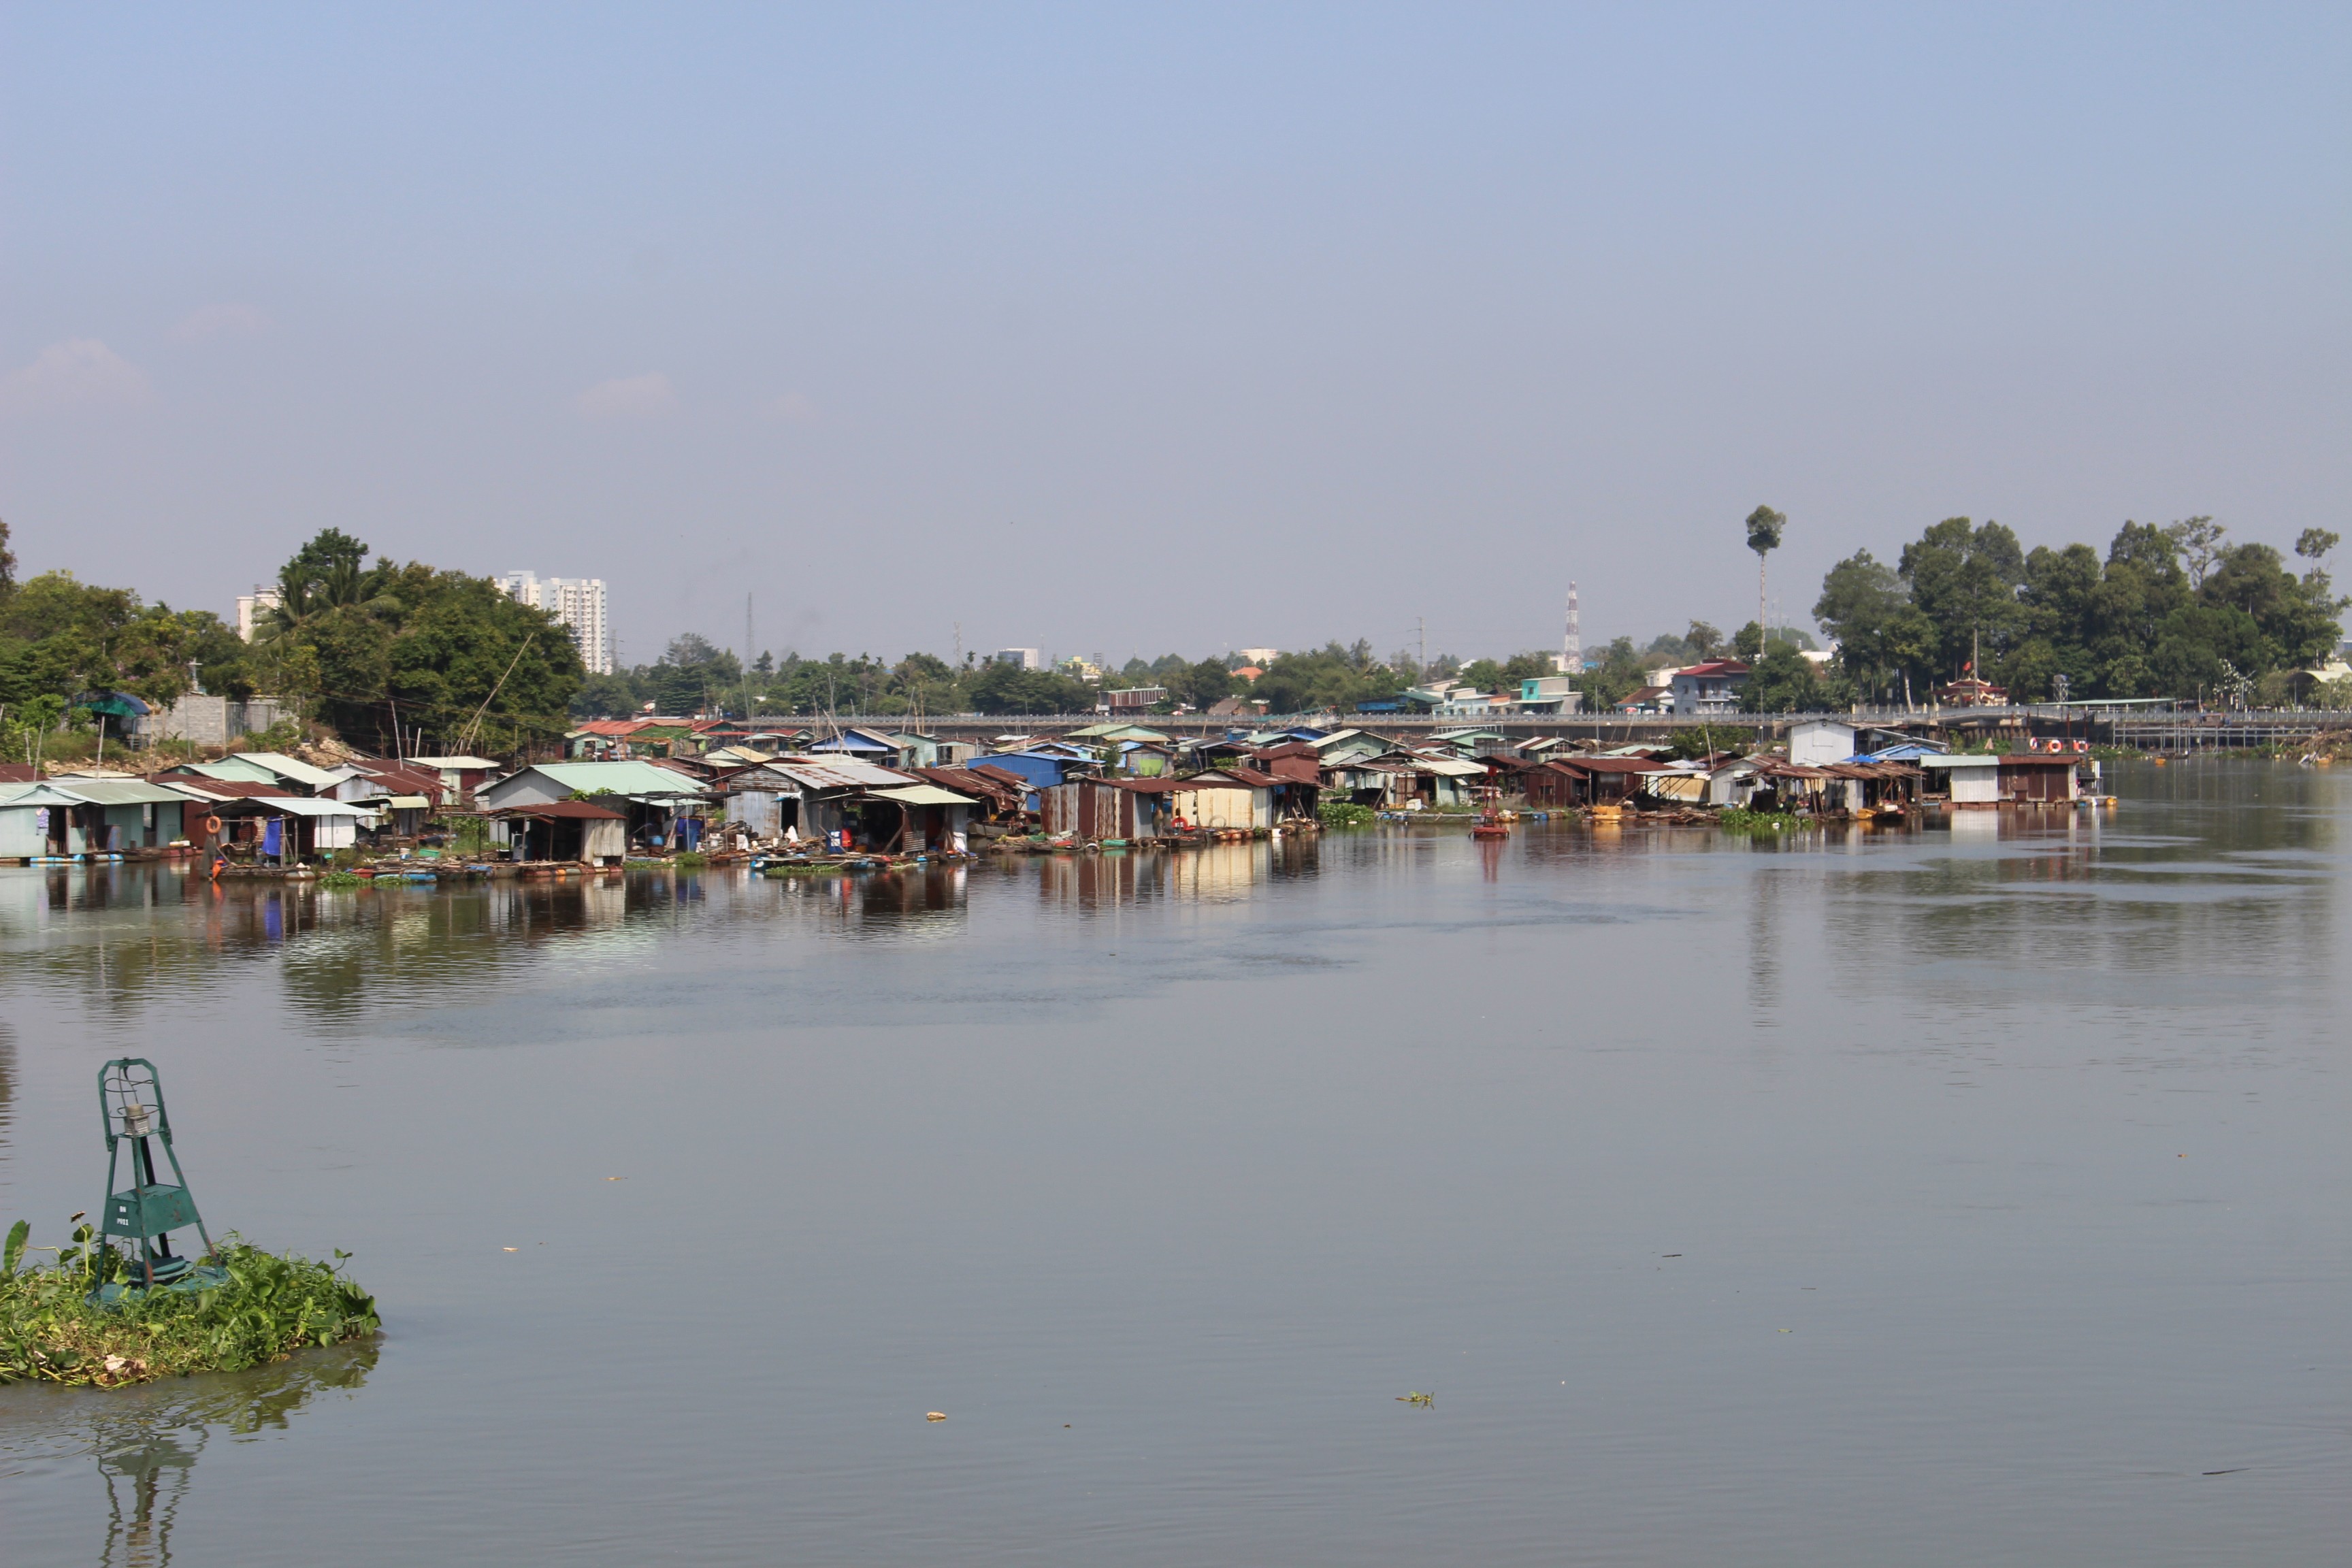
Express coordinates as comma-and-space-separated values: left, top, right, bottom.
1, 1220, 379, 1388
1318, 802, 1377, 828
315, 868, 363, 888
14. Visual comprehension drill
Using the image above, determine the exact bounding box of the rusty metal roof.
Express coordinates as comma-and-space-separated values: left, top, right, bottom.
760, 758, 917, 791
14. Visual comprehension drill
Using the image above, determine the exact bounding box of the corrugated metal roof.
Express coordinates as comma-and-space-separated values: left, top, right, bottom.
187, 759, 281, 783
213, 796, 373, 817
505, 761, 710, 796
870, 784, 978, 806
1545, 756, 1659, 774
763, 758, 917, 790
27, 778, 190, 806
0, 782, 93, 808
491, 800, 626, 819
231, 752, 347, 789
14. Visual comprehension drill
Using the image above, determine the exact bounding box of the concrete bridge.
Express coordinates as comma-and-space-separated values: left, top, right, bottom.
786, 707, 2352, 751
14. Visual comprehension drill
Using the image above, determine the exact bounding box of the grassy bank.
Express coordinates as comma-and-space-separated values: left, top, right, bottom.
1, 1221, 380, 1388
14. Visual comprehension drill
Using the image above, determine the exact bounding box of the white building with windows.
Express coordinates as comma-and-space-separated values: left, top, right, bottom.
497, 572, 612, 674
994, 648, 1043, 670
235, 585, 282, 642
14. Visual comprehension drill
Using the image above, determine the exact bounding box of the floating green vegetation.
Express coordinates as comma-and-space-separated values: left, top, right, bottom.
1317, 802, 1378, 828
1718, 807, 1801, 833
672, 851, 710, 869
1, 1220, 380, 1388
314, 868, 364, 889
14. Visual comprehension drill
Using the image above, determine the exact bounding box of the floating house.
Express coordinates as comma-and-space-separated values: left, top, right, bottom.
0, 783, 103, 859
404, 755, 504, 800
205, 796, 373, 861
479, 760, 709, 851
490, 800, 629, 864
1918, 754, 2002, 806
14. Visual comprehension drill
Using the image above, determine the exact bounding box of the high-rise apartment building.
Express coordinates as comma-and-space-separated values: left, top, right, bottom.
235, 585, 282, 642
497, 572, 612, 674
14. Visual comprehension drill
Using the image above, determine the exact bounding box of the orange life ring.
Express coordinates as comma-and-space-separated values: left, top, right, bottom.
2073, 739, 2088, 753
203, 815, 223, 835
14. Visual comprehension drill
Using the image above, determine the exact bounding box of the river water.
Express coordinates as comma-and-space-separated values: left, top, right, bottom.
0, 758, 2346, 1565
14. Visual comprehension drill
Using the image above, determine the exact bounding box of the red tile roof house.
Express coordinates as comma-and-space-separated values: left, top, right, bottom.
1669, 659, 1751, 716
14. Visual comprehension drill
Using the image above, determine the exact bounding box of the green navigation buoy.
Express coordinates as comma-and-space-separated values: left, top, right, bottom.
93, 1059, 227, 1303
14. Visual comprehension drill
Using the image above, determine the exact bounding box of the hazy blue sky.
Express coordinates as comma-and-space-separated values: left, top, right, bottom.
3, 4, 2346, 669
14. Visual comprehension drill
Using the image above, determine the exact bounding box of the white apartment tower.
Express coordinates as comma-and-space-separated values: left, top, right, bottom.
235, 585, 283, 642
497, 571, 612, 674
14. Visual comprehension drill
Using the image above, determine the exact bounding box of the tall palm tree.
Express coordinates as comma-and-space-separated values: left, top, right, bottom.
1745, 506, 1786, 657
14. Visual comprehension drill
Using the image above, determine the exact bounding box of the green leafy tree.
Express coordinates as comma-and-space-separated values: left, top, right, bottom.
1457, 658, 1507, 692
970, 662, 1093, 715
1250, 642, 1405, 714
1166, 656, 1232, 708
2163, 516, 2226, 591
1899, 517, 2026, 683
1572, 636, 1650, 708
1814, 549, 1932, 702
1738, 642, 1828, 713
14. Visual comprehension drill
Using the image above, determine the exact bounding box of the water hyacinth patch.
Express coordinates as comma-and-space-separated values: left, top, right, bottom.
1717, 807, 1802, 833
1, 1220, 380, 1388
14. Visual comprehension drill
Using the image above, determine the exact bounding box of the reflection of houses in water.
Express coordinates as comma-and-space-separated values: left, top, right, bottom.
1035, 842, 1270, 909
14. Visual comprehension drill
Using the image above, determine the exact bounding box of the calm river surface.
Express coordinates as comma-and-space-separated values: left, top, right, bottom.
1, 758, 2347, 1565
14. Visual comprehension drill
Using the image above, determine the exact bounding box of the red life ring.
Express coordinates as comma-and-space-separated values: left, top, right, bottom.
2073, 739, 2088, 753
1173, 816, 1192, 833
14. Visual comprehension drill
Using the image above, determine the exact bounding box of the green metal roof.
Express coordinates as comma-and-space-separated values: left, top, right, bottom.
231, 751, 346, 789
504, 760, 707, 796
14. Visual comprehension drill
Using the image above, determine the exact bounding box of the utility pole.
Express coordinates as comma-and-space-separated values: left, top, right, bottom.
744, 593, 755, 720
1418, 616, 1426, 679
953, 621, 962, 666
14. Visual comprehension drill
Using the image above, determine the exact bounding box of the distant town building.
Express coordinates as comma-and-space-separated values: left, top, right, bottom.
994, 648, 1043, 670
1234, 647, 1280, 666
1517, 675, 1584, 714
497, 572, 612, 675
1671, 659, 1750, 716
235, 585, 282, 642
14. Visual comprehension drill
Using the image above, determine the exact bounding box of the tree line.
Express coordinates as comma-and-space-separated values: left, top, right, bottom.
8, 502, 2338, 760
1808, 515, 2343, 711
0, 523, 586, 758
